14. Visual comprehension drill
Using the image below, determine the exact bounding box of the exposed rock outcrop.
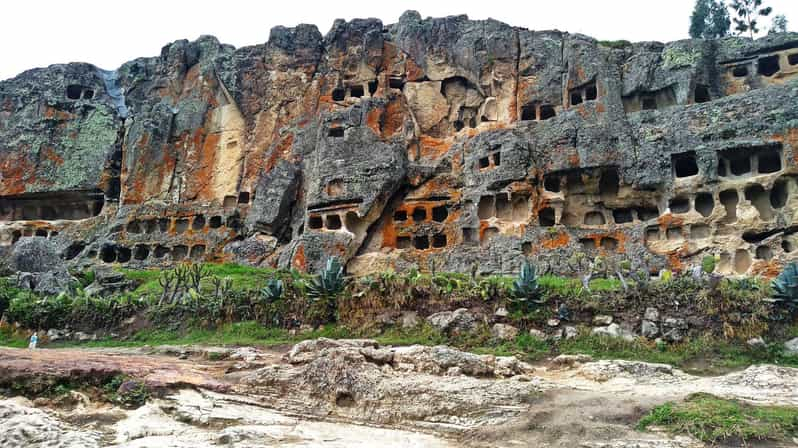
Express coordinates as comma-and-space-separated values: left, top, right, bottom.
1, 13, 798, 278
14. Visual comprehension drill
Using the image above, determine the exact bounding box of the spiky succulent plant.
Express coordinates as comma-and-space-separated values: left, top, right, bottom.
307, 257, 346, 300
509, 261, 544, 313
771, 262, 798, 316
260, 278, 284, 303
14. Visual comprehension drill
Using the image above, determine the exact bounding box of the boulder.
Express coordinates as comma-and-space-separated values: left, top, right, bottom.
426, 308, 477, 334
591, 323, 635, 342
528, 328, 547, 340
399, 311, 420, 329
9, 238, 62, 273
592, 315, 613, 326
641, 320, 659, 339
747, 337, 766, 349
563, 326, 579, 340
785, 337, 798, 357
491, 323, 519, 341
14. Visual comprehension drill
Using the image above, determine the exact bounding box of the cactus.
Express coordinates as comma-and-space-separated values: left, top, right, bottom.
307, 257, 345, 300
772, 262, 798, 316
261, 278, 284, 303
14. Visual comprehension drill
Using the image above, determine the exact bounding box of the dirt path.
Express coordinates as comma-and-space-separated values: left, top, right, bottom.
2, 344, 798, 447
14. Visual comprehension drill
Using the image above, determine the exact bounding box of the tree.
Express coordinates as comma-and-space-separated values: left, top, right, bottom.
770, 14, 788, 34
690, 0, 731, 39
730, 0, 773, 38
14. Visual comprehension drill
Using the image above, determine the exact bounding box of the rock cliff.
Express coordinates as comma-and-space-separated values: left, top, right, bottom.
2, 11, 798, 276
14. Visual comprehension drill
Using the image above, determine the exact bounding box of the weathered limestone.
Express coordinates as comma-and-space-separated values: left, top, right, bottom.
1, 14, 798, 277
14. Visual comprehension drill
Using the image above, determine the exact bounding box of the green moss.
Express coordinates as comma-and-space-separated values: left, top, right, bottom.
638, 393, 798, 443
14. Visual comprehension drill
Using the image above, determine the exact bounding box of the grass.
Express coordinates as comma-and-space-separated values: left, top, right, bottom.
120, 263, 283, 295
559, 331, 798, 374
48, 321, 355, 349
638, 393, 798, 443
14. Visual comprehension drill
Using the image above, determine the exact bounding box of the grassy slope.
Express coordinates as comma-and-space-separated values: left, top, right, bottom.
638, 393, 798, 443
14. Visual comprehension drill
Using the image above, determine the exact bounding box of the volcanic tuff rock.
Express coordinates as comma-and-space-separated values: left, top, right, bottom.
2, 12, 798, 276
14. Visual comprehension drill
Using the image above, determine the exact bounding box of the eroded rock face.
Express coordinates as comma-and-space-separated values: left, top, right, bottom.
2, 13, 798, 276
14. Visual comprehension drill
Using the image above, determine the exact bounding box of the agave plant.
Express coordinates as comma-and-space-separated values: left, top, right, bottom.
307, 257, 346, 300
771, 262, 798, 316
260, 278, 284, 303
509, 261, 544, 313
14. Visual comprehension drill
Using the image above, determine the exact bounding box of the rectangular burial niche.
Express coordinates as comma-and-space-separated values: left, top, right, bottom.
432, 233, 447, 248
192, 215, 205, 231
584, 211, 606, 225
368, 80, 378, 95
758, 55, 780, 77
349, 84, 364, 98
612, 208, 634, 224
332, 87, 346, 101
174, 218, 189, 233
539, 105, 556, 120
66, 85, 83, 100
133, 244, 150, 261
520, 103, 536, 121
732, 65, 749, 77
209, 216, 223, 228
411, 206, 427, 222
544, 175, 561, 192
308, 215, 323, 230
172, 245, 188, 261
539, 207, 556, 227
0, 190, 105, 221
719, 189, 738, 222
237, 192, 250, 204
495, 194, 512, 220
396, 235, 412, 249
694, 192, 715, 217
757, 149, 782, 174
325, 214, 342, 230
431, 205, 448, 222
668, 196, 690, 214
328, 127, 344, 138
413, 235, 429, 250
694, 84, 710, 103
672, 152, 699, 178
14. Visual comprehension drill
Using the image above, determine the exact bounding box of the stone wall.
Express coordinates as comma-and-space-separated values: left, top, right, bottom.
2, 11, 798, 277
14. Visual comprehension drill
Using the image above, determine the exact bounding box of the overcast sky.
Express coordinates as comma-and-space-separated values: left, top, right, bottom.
2, 0, 797, 81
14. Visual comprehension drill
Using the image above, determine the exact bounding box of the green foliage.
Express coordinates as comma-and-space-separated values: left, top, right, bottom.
260, 279, 283, 303
771, 262, 798, 317
638, 393, 798, 443
701, 255, 717, 273
690, 0, 732, 39
306, 257, 346, 324
770, 14, 788, 33
731, 0, 774, 37
6, 290, 146, 330
510, 261, 544, 313
0, 277, 23, 318
598, 40, 631, 49
307, 257, 346, 300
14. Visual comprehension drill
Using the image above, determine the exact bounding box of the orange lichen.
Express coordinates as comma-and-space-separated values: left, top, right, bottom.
292, 244, 307, 271
418, 136, 452, 160
657, 214, 684, 232
541, 231, 570, 250
568, 153, 580, 167
381, 99, 404, 138
365, 108, 383, 136
751, 259, 781, 279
